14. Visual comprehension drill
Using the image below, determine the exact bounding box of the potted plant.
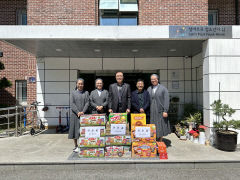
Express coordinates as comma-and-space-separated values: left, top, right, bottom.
193, 132, 199, 143
211, 100, 240, 151
189, 129, 197, 142
198, 125, 207, 144
181, 111, 202, 130
179, 128, 187, 140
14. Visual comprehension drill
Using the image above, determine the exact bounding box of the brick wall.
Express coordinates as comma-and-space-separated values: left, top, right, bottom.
0, 0, 36, 106
138, 0, 208, 25
27, 0, 98, 25
209, 0, 240, 25
0, 41, 36, 106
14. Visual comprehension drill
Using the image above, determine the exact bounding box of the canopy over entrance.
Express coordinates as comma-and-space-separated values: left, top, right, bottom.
1, 25, 234, 58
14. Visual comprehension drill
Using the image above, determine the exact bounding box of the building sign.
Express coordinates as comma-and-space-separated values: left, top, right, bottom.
169, 26, 232, 39
28, 77, 36, 83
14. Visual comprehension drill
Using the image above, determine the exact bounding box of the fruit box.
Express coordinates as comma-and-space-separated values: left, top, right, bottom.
79, 137, 105, 148
109, 113, 128, 124
132, 142, 157, 158
80, 126, 106, 137
131, 113, 146, 127
80, 114, 106, 126
105, 146, 131, 158
131, 124, 156, 142
105, 136, 131, 146
106, 122, 130, 136
156, 141, 167, 154
79, 148, 105, 158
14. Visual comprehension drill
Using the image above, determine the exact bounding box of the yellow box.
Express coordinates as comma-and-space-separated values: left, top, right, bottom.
131, 113, 146, 127
131, 124, 156, 142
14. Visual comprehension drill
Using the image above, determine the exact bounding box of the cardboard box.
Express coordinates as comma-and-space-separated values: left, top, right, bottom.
80, 126, 106, 137
80, 114, 106, 126
79, 137, 105, 148
79, 148, 105, 158
106, 122, 130, 136
132, 142, 157, 158
159, 153, 168, 160
105, 146, 131, 158
156, 142, 167, 154
105, 136, 131, 146
131, 124, 156, 142
131, 113, 146, 127
109, 113, 128, 124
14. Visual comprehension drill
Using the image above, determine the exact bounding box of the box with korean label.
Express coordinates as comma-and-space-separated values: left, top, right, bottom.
80, 114, 106, 126
105, 146, 131, 158
131, 124, 156, 142
109, 113, 128, 124
106, 122, 130, 136
79, 137, 105, 148
132, 142, 157, 158
105, 136, 131, 146
80, 126, 106, 137
131, 113, 146, 127
79, 148, 105, 158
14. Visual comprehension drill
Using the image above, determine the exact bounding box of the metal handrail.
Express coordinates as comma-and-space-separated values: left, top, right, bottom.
0, 104, 35, 137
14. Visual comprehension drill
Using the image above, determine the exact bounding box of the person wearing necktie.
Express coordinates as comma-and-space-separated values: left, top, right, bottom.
89, 78, 109, 114
108, 72, 131, 113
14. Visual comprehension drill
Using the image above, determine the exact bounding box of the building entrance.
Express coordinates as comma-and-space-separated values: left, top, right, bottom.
78, 70, 156, 93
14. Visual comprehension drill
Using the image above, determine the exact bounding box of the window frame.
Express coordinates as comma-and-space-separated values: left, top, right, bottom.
15, 80, 27, 105
208, 10, 218, 25
16, 9, 27, 25
99, 0, 139, 26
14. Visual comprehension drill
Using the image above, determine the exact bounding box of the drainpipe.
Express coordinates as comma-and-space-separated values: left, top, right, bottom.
236, 0, 239, 25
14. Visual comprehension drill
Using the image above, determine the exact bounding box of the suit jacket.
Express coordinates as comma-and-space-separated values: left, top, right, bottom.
89, 89, 109, 114
131, 89, 150, 116
108, 83, 131, 113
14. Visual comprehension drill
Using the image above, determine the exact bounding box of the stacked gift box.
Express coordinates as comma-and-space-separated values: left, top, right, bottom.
156, 141, 168, 159
131, 113, 157, 158
79, 114, 106, 158
105, 113, 132, 158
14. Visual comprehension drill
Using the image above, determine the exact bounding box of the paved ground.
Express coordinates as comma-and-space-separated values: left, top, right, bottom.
1, 165, 240, 180
1, 130, 240, 179
0, 130, 239, 163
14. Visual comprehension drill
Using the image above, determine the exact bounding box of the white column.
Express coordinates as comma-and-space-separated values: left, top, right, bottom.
203, 39, 240, 144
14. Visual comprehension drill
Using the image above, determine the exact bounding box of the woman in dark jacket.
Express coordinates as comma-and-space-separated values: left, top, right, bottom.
131, 79, 150, 123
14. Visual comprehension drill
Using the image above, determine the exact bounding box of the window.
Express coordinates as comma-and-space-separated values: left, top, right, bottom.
16, 80, 27, 105
16, 9, 27, 25
208, 10, 218, 25
99, 0, 138, 26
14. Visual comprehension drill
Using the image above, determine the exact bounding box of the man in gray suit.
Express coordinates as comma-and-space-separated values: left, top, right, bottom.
89, 78, 109, 114
108, 72, 131, 113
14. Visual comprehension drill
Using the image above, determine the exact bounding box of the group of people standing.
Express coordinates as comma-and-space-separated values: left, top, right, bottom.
69, 72, 171, 152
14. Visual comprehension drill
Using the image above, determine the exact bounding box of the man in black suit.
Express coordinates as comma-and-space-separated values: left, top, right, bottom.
131, 79, 150, 123
108, 72, 131, 113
